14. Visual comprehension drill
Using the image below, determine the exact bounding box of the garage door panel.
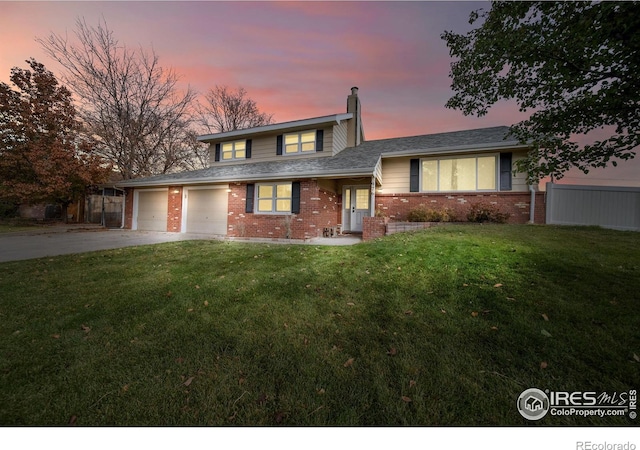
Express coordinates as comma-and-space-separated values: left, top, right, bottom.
186, 189, 228, 234
136, 190, 168, 231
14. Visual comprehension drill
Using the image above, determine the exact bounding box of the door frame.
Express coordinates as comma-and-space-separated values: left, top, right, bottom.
342, 185, 371, 232
181, 185, 229, 234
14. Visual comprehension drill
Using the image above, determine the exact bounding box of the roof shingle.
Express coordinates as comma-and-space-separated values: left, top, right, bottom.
118, 126, 520, 187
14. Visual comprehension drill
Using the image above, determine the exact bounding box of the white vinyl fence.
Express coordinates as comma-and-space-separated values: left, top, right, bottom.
546, 182, 640, 231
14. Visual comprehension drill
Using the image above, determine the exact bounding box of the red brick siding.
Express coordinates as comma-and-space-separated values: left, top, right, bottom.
227, 179, 339, 240
375, 192, 546, 224
363, 216, 387, 241
167, 186, 182, 232
312, 184, 340, 235
124, 188, 134, 229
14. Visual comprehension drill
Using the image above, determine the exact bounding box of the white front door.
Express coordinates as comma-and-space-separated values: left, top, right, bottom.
342, 186, 370, 232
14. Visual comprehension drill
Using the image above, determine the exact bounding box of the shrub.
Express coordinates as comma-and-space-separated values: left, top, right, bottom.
407, 206, 456, 222
466, 202, 510, 223
0, 201, 19, 219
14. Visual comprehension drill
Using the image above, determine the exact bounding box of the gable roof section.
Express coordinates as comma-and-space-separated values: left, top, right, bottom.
118, 126, 524, 187
370, 126, 522, 156
197, 113, 353, 143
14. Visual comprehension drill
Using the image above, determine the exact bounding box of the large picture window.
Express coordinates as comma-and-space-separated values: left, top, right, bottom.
421, 155, 497, 192
256, 182, 292, 213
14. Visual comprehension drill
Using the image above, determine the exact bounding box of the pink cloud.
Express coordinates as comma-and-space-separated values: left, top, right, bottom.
1, 1, 636, 186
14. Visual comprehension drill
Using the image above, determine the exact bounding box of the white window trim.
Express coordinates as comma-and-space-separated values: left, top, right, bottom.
420, 154, 499, 193
255, 182, 293, 215
221, 140, 246, 161
283, 130, 316, 155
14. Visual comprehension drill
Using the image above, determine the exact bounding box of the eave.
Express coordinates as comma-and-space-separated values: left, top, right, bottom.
379, 141, 529, 159
197, 113, 353, 143
116, 168, 376, 188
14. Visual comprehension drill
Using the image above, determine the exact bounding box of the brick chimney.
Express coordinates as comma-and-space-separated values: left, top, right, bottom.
346, 87, 363, 147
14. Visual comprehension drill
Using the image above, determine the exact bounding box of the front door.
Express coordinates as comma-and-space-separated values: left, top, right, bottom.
342, 186, 370, 232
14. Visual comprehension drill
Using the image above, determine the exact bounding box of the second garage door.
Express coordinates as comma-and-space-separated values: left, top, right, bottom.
185, 188, 228, 235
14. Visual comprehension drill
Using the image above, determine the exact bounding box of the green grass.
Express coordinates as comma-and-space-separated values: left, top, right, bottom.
0, 219, 45, 234
0, 225, 638, 425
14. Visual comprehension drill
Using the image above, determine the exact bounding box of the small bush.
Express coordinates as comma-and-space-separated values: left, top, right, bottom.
0, 201, 19, 219
466, 202, 510, 223
407, 206, 456, 222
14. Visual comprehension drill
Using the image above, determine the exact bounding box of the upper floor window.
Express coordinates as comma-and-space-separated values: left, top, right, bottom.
221, 140, 246, 160
214, 139, 251, 162
421, 155, 497, 192
284, 131, 316, 154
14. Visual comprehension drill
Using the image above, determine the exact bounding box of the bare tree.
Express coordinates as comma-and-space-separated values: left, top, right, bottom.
198, 85, 274, 133
38, 18, 201, 179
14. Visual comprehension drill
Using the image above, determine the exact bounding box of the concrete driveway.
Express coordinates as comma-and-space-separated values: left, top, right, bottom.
0, 227, 209, 263
0, 225, 362, 262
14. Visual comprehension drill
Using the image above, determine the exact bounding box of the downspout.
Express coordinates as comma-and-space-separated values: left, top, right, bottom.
355, 91, 360, 146
101, 188, 106, 227
121, 188, 126, 229
529, 185, 536, 224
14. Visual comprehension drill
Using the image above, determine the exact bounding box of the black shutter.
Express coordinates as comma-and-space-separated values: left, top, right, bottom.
291, 182, 301, 214
409, 159, 420, 192
214, 143, 221, 162
276, 135, 283, 155
315, 130, 324, 152
500, 152, 512, 191
245, 184, 255, 213
245, 139, 252, 159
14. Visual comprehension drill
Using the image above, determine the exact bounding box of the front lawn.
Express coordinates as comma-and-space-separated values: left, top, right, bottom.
0, 225, 638, 425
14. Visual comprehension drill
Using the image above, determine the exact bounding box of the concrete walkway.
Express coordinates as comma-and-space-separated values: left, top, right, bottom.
0, 225, 362, 263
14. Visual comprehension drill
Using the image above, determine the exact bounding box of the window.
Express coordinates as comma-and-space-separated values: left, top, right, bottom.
284, 131, 316, 154
221, 140, 246, 160
355, 188, 369, 210
421, 155, 497, 192
256, 182, 292, 213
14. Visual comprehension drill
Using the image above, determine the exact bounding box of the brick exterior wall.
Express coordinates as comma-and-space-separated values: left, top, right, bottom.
227, 179, 340, 240
363, 216, 387, 241
123, 184, 546, 237
375, 192, 546, 224
167, 186, 183, 232
124, 187, 134, 229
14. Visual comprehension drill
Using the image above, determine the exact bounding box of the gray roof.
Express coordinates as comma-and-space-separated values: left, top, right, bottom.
197, 113, 353, 142
118, 126, 524, 187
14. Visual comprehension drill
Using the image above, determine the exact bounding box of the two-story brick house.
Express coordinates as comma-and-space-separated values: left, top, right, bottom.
118, 87, 545, 240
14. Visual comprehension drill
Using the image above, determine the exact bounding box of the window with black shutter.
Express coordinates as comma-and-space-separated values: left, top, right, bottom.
291, 182, 301, 214
245, 184, 255, 213
500, 153, 512, 191
409, 159, 420, 192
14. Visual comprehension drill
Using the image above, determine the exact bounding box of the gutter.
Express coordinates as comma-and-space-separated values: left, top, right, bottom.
116, 167, 378, 188
197, 113, 353, 142
379, 141, 528, 159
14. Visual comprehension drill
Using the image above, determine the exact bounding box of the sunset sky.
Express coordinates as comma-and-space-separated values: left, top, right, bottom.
1, 1, 638, 186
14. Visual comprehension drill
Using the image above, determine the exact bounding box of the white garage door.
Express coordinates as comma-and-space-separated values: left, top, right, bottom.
136, 189, 168, 231
185, 188, 228, 234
